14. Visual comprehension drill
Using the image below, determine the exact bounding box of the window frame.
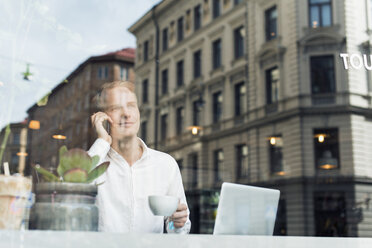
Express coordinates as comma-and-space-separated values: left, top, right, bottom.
160, 114, 168, 140
142, 79, 149, 103
212, 91, 223, 123
265, 6, 278, 41
269, 135, 283, 174
313, 128, 340, 170
193, 50, 202, 79
234, 26, 244, 59
308, 0, 332, 28
177, 16, 184, 42
234, 82, 246, 116
161, 69, 168, 95
176, 106, 184, 135
162, 28, 168, 52
176, 60, 184, 87
194, 4, 202, 31
265, 66, 280, 104
213, 149, 224, 182
236, 144, 249, 178
212, 39, 222, 70
212, 0, 221, 19
310, 55, 336, 95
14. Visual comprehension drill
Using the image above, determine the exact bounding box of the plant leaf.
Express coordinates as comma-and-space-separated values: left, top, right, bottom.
33, 165, 60, 182
86, 162, 110, 183
63, 168, 88, 183
57, 146, 68, 177
58, 148, 92, 176
91, 155, 100, 170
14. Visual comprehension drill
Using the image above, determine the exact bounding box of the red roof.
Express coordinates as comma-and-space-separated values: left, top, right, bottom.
104, 48, 135, 59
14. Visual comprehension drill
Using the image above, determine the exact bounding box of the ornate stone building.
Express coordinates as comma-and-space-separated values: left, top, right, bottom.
129, 0, 372, 236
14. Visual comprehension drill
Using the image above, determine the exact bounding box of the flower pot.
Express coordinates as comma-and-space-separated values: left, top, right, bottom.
0, 175, 32, 230
29, 182, 98, 231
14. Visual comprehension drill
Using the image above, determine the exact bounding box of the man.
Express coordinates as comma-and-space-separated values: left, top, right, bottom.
88, 81, 191, 233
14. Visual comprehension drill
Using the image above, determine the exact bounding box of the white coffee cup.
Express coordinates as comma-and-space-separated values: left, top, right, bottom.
148, 195, 179, 216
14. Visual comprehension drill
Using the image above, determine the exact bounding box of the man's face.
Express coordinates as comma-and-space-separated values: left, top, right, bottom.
103, 86, 140, 139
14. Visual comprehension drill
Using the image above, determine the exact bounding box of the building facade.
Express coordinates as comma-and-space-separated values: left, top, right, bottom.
129, 0, 372, 236
27, 48, 135, 172
0, 120, 29, 176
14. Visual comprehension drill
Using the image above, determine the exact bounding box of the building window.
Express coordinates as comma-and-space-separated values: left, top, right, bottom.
311, 56, 335, 94
236, 144, 249, 178
176, 106, 184, 135
265, 6, 277, 41
11, 152, 19, 167
314, 192, 347, 237
314, 128, 339, 170
161, 69, 168, 95
214, 149, 224, 182
274, 199, 287, 236
234, 26, 244, 59
141, 121, 147, 143
143, 40, 149, 62
12, 132, 20, 145
193, 100, 202, 126
177, 17, 184, 42
176, 159, 184, 172
194, 5, 202, 31
120, 66, 128, 80
234, 82, 246, 116
269, 135, 283, 174
212, 39, 222, 70
97, 66, 108, 79
309, 0, 332, 28
234, 0, 243, 5
142, 79, 148, 103
176, 60, 184, 87
213, 91, 223, 122
266, 67, 280, 104
160, 114, 168, 140
193, 50, 202, 79
162, 28, 168, 52
213, 0, 221, 19
189, 153, 198, 187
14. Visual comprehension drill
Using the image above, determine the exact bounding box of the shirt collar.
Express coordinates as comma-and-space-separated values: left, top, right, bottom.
108, 137, 149, 164
137, 137, 149, 160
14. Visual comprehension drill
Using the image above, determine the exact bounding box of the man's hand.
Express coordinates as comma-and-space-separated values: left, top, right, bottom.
91, 112, 113, 145
170, 203, 188, 228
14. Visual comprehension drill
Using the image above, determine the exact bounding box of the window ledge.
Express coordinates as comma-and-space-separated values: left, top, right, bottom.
209, 66, 224, 77
174, 84, 186, 93
230, 56, 245, 67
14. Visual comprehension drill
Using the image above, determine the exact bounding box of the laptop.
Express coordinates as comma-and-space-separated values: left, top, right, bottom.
213, 182, 280, 235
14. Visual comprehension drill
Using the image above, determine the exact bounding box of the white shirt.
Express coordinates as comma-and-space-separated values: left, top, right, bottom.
88, 138, 191, 234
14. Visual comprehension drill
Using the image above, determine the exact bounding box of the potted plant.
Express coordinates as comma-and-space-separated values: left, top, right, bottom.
30, 146, 109, 231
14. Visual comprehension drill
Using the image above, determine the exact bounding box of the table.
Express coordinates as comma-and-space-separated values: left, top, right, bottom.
1, 230, 372, 248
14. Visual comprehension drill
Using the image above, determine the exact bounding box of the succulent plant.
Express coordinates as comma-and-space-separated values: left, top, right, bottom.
34, 146, 109, 183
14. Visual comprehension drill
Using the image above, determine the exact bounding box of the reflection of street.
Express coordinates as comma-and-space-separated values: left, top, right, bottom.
26, 48, 135, 172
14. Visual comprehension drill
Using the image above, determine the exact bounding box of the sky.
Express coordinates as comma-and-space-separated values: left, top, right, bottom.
0, 0, 160, 130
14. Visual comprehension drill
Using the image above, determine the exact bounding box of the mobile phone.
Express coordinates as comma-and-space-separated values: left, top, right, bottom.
103, 120, 110, 134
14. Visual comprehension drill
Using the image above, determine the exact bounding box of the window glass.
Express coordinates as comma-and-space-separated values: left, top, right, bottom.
212, 39, 222, 69
311, 56, 335, 94
194, 5, 202, 31
212, 91, 223, 122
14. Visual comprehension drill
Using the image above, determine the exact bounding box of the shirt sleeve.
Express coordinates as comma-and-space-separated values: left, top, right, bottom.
87, 138, 111, 185
165, 158, 191, 234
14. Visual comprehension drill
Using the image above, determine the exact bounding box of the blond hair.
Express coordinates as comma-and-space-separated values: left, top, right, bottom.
94, 80, 136, 110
